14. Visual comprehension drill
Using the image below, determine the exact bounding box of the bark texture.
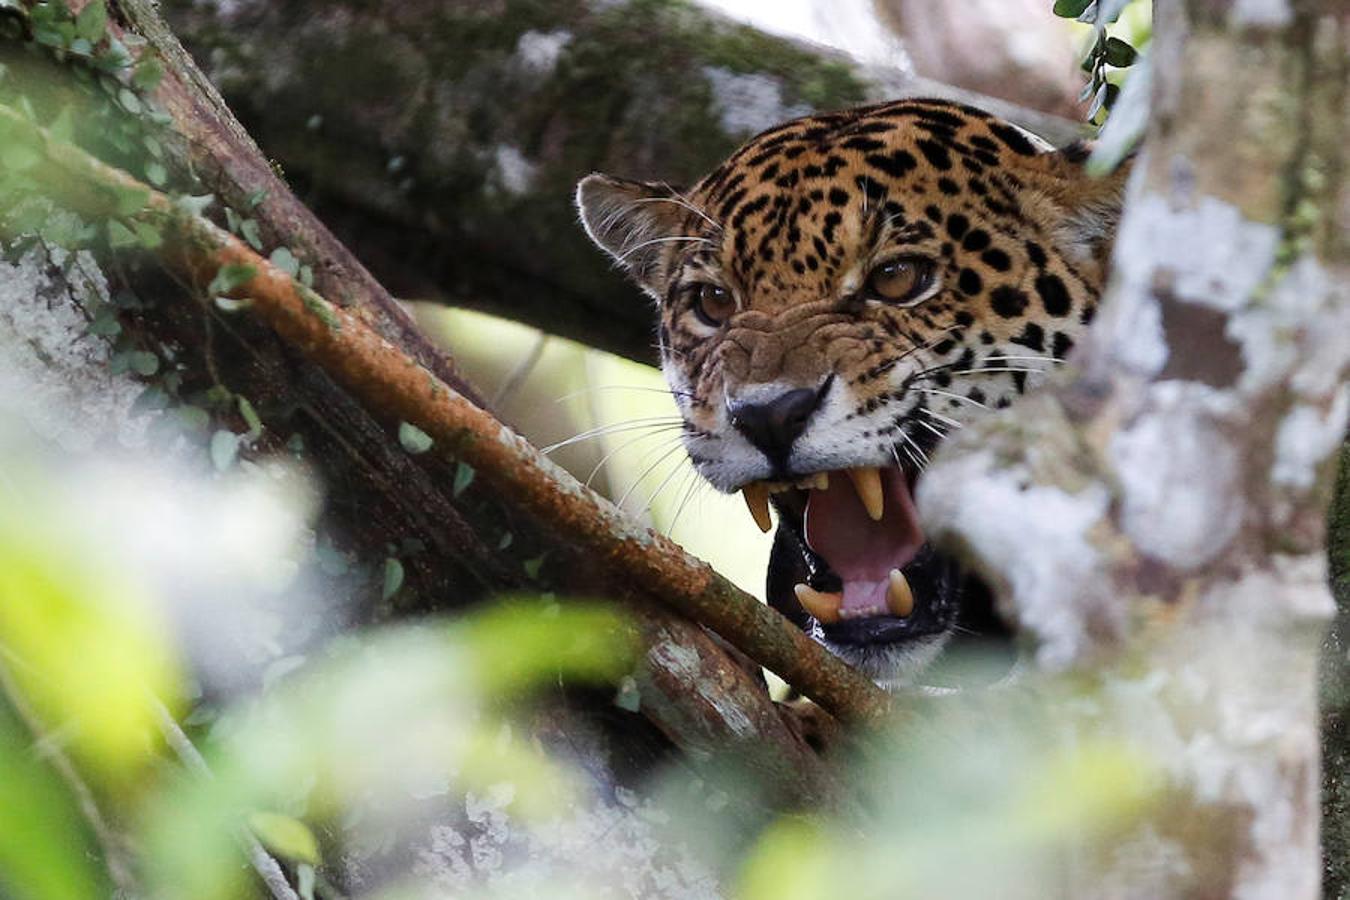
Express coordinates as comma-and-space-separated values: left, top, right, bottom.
918, 1, 1348, 895
159, 0, 1082, 365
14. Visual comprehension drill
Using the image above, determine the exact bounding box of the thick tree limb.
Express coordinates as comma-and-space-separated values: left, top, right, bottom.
0, 102, 890, 728
919, 1, 1348, 894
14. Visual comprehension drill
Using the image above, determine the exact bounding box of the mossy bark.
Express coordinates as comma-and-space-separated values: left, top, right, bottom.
160, 0, 1079, 365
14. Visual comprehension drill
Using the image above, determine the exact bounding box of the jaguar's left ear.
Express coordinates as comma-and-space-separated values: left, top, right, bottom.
575, 173, 689, 299
1019, 142, 1135, 271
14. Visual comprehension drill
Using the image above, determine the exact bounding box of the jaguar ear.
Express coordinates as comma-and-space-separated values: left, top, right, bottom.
1021, 142, 1135, 272
576, 173, 689, 298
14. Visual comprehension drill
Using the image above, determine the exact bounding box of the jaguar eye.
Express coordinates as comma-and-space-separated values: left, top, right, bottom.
690, 284, 735, 327
866, 258, 935, 306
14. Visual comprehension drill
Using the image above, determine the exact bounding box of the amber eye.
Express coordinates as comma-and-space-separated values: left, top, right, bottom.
690, 284, 736, 327
866, 258, 936, 306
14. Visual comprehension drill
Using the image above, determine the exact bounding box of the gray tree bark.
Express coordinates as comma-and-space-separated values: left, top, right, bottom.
919, 1, 1348, 895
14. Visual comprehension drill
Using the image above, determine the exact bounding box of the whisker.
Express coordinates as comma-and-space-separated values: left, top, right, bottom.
642, 454, 693, 515
899, 431, 931, 469
912, 387, 990, 411
919, 407, 962, 429
632, 195, 722, 233
617, 235, 714, 264
542, 418, 684, 454
584, 430, 686, 488
980, 355, 1065, 365
552, 384, 695, 403
616, 444, 687, 508
666, 471, 709, 538
913, 416, 949, 443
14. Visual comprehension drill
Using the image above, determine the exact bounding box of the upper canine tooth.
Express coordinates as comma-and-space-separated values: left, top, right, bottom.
813, 472, 829, 490
794, 584, 843, 624
846, 467, 885, 521
742, 483, 772, 533
887, 569, 915, 618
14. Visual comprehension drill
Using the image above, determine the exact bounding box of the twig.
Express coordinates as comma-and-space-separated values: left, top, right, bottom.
149, 699, 301, 900
0, 103, 891, 724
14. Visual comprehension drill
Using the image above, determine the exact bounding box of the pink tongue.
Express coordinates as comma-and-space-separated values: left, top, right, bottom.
803, 470, 925, 616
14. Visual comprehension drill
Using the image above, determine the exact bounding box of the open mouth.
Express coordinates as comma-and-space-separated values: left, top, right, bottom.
741, 462, 1012, 686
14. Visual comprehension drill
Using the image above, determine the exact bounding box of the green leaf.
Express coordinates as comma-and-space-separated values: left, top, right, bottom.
144, 160, 167, 187
0, 140, 41, 173
523, 554, 547, 580
209, 430, 240, 471
207, 262, 256, 296
132, 56, 164, 92
131, 221, 162, 250
398, 422, 433, 455
74, 0, 107, 43
239, 218, 263, 251
1104, 37, 1138, 67
129, 351, 159, 376
246, 188, 267, 209
268, 246, 299, 276
111, 184, 150, 217
107, 220, 138, 249
613, 676, 641, 712
175, 193, 215, 217
382, 557, 405, 601
175, 405, 210, 432
116, 87, 141, 114
1052, 0, 1092, 16
238, 396, 263, 439
88, 309, 121, 337
247, 812, 321, 866
452, 461, 475, 497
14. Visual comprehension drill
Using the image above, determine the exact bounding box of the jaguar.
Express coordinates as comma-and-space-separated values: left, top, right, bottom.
576, 97, 1129, 688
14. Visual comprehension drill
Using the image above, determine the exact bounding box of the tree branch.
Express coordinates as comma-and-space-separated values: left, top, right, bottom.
0, 102, 890, 726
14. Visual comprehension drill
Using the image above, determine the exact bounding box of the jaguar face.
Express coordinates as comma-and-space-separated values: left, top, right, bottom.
577, 98, 1128, 688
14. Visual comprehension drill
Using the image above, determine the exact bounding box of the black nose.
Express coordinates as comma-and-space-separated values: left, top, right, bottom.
728, 386, 823, 464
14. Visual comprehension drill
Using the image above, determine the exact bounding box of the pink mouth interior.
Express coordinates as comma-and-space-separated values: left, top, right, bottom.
803, 468, 926, 616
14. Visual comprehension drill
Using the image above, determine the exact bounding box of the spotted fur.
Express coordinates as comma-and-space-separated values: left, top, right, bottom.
578, 98, 1129, 499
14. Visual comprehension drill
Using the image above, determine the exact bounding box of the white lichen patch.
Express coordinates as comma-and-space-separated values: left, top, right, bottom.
1271, 390, 1350, 490
514, 29, 573, 75
1113, 192, 1279, 313
1096, 277, 1168, 377
1231, 0, 1293, 27
1230, 256, 1349, 397
490, 144, 539, 197
700, 66, 812, 137
409, 780, 720, 898
919, 446, 1114, 670
0, 247, 154, 450
1110, 382, 1244, 570
647, 636, 757, 739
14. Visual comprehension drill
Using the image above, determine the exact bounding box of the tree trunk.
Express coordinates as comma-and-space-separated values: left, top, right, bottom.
919, 1, 1348, 895
159, 0, 1082, 366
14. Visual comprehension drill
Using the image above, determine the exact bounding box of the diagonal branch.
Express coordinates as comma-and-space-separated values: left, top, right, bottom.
0, 102, 891, 725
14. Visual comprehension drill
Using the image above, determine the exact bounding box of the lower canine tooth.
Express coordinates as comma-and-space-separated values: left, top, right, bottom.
794, 584, 842, 624
846, 467, 885, 521
742, 483, 772, 533
887, 569, 915, 617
